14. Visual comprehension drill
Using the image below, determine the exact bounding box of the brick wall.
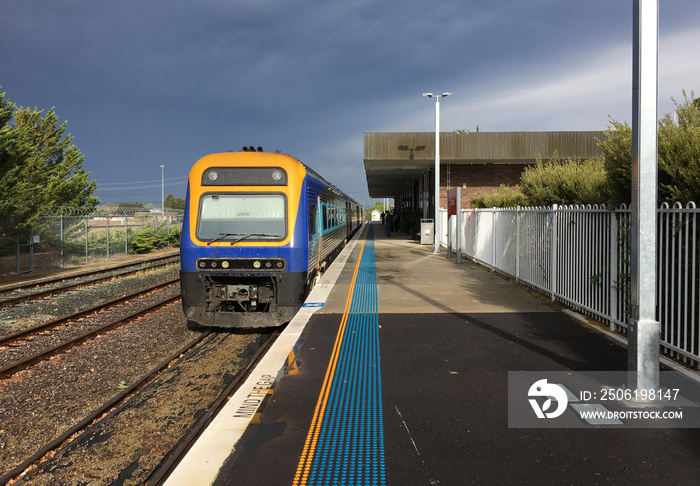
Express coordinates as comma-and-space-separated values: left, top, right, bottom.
434, 164, 526, 209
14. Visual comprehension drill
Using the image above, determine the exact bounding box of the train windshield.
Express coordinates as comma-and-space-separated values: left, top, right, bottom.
197, 193, 286, 241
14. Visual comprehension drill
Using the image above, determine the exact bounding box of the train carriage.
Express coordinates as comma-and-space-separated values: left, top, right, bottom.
180, 148, 362, 329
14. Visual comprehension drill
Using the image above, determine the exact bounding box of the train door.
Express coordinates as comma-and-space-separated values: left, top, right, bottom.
346, 201, 352, 241
315, 195, 323, 273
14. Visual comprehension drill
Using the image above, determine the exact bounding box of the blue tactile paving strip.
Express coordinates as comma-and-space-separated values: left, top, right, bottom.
295, 225, 385, 486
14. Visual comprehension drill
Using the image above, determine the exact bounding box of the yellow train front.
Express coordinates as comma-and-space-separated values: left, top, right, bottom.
180, 149, 362, 329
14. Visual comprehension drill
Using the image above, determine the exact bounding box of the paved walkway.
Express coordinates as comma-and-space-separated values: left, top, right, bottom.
176, 224, 700, 485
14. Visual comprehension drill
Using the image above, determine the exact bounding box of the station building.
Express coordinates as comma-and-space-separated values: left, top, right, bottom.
363, 130, 605, 218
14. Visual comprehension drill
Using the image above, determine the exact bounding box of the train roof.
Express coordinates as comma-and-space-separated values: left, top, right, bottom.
300, 159, 362, 208
204, 149, 362, 208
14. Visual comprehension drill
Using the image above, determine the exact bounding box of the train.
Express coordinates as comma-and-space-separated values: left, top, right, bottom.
180, 147, 363, 329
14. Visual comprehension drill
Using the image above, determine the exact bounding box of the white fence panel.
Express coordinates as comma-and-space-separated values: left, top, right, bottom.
474, 210, 495, 267
658, 202, 699, 362
461, 209, 476, 258
551, 206, 613, 324
494, 209, 517, 276
516, 207, 552, 293
453, 202, 700, 367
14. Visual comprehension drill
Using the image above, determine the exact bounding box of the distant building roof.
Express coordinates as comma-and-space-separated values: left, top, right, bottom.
364, 131, 604, 198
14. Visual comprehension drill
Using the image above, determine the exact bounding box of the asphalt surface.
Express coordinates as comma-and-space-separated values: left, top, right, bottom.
212, 224, 700, 485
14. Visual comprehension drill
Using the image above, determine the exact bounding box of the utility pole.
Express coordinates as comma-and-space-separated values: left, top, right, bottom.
160, 164, 165, 214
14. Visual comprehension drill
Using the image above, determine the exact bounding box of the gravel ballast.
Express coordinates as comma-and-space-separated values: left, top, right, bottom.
0, 260, 268, 484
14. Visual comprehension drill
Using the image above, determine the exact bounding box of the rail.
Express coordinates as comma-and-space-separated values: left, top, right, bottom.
0, 330, 213, 485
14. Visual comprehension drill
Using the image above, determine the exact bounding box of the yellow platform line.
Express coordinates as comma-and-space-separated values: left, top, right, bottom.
292, 228, 368, 486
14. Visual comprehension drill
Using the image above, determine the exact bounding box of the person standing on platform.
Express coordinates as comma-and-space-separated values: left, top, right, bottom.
385, 211, 393, 237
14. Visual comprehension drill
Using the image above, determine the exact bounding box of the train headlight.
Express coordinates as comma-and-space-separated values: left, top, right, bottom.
271, 169, 283, 181
207, 170, 218, 181
196, 258, 286, 271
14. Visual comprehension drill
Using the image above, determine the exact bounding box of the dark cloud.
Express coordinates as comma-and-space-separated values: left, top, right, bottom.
2, 0, 699, 205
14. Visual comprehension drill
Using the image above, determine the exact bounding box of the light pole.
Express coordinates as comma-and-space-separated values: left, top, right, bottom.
160, 164, 165, 214
629, 0, 659, 391
422, 92, 453, 253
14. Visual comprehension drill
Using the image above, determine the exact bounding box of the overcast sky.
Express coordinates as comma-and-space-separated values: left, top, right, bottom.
2, 1, 699, 207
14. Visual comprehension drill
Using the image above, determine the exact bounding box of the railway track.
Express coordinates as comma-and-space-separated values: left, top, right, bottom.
147, 330, 278, 485
0, 277, 181, 379
1, 330, 277, 485
0, 251, 179, 309
0, 328, 214, 485
0, 254, 280, 484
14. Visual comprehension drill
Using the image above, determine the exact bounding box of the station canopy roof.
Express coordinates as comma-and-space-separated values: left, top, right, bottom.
363, 131, 604, 198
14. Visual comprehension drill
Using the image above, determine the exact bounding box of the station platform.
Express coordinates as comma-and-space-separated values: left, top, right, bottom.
165, 223, 700, 486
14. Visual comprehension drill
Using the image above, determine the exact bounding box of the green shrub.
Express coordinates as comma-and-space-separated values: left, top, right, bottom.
599, 120, 633, 206
128, 227, 174, 254
169, 226, 182, 248
471, 185, 527, 208
521, 154, 610, 207
470, 155, 609, 208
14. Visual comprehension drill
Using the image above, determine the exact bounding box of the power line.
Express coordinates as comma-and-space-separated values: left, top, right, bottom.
97, 176, 188, 187
96, 182, 187, 192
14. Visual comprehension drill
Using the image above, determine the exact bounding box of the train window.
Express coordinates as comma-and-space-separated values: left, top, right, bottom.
322, 205, 328, 231
197, 193, 286, 241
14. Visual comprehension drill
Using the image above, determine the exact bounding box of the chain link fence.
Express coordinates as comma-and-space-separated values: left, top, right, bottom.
1, 207, 183, 277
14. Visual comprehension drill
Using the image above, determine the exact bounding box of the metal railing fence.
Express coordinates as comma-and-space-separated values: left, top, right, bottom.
441, 202, 700, 366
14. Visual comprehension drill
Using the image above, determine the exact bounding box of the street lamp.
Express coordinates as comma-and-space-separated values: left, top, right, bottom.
160, 164, 165, 214
422, 92, 453, 253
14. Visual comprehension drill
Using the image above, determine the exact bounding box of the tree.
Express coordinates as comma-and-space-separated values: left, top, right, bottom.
0, 89, 17, 241
603, 90, 700, 205
657, 90, 700, 203
119, 201, 145, 209
164, 193, 185, 210
0, 87, 98, 238
469, 90, 700, 208
363, 201, 385, 216
0, 89, 15, 173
